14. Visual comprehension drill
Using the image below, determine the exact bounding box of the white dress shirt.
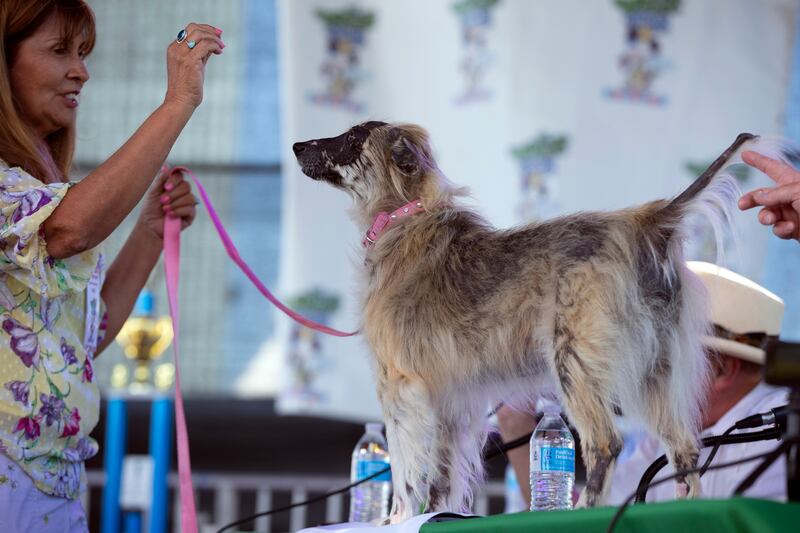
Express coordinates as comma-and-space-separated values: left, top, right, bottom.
608, 382, 788, 505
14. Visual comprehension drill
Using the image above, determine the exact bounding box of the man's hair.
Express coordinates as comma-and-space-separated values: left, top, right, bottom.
0, 0, 95, 183
709, 350, 762, 377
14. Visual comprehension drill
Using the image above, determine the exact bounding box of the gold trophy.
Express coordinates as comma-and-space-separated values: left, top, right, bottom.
113, 291, 174, 393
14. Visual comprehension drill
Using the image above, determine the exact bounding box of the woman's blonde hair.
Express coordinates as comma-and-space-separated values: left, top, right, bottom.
0, 0, 95, 183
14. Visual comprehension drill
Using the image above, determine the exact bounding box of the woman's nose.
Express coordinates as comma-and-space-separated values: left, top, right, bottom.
68, 58, 90, 84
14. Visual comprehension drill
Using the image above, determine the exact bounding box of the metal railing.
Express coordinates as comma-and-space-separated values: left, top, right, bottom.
85, 469, 508, 532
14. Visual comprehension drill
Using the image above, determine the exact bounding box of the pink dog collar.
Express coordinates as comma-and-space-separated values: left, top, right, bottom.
363, 199, 425, 248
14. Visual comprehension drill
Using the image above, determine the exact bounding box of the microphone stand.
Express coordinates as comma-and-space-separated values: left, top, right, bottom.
735, 389, 800, 499
785, 389, 799, 501
634, 426, 782, 503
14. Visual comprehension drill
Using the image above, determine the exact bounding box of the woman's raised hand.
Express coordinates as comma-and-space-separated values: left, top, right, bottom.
164, 23, 224, 111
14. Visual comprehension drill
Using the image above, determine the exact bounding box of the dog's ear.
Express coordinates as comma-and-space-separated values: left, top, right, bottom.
390, 135, 421, 176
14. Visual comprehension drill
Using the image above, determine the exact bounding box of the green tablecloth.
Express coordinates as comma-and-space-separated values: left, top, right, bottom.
420, 498, 800, 533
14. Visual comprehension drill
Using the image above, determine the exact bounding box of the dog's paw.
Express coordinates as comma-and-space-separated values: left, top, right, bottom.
385, 512, 409, 526
675, 475, 701, 499
574, 489, 588, 509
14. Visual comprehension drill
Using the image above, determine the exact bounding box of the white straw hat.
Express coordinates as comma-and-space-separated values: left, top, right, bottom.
687, 261, 784, 365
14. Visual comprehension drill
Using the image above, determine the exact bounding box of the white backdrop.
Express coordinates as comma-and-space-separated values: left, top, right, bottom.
240, 0, 799, 421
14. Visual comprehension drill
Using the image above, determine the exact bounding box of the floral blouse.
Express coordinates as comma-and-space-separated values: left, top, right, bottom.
0, 160, 106, 499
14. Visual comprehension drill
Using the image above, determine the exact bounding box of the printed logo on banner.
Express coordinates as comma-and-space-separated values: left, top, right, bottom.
604, 0, 681, 106
311, 7, 376, 114
280, 289, 341, 407
683, 160, 750, 266
511, 133, 569, 222
452, 0, 502, 105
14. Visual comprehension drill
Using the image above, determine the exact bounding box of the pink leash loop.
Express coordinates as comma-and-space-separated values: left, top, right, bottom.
162, 167, 359, 531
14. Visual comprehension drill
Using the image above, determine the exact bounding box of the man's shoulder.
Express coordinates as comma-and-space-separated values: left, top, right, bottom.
748, 383, 788, 408
734, 383, 788, 418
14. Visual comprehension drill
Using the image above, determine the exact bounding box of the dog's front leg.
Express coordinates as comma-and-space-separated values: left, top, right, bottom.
378, 375, 435, 525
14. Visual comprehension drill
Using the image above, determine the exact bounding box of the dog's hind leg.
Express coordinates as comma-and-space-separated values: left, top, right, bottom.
562, 390, 623, 508
649, 397, 701, 499
639, 358, 703, 499
553, 320, 622, 507
378, 373, 436, 524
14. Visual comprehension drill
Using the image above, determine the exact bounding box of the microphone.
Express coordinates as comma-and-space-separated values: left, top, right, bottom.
734, 405, 787, 431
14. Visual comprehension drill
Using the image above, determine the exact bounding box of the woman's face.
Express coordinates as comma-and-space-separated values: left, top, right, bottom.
9, 14, 90, 140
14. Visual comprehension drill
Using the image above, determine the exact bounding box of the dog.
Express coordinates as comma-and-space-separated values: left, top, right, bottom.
293, 122, 789, 522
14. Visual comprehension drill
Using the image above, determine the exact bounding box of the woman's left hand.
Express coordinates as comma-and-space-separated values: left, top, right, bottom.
137, 165, 198, 240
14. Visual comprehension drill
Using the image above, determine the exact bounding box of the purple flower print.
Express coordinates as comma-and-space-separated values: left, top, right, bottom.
4, 380, 29, 405
38, 393, 65, 427
43, 298, 61, 330
60, 338, 78, 366
63, 437, 96, 462
2, 318, 39, 368
76, 437, 96, 459
14, 416, 40, 440
82, 356, 94, 383
47, 461, 79, 498
0, 283, 15, 310
60, 408, 80, 438
0, 188, 53, 224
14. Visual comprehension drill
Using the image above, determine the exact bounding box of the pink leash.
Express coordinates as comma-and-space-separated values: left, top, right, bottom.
163, 211, 197, 532
162, 167, 359, 532
172, 166, 357, 338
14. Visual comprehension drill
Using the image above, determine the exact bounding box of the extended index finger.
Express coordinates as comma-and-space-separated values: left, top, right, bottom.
742, 151, 799, 186
738, 189, 761, 210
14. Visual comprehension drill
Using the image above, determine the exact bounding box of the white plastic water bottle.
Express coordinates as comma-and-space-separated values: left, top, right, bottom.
349, 423, 391, 523
529, 406, 575, 511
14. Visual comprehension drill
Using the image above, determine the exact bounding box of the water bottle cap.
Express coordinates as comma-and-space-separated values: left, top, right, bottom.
540, 402, 561, 415
133, 290, 154, 316
365, 422, 384, 435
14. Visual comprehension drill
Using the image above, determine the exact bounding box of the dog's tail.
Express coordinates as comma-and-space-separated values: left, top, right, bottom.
632, 134, 794, 450
658, 133, 795, 254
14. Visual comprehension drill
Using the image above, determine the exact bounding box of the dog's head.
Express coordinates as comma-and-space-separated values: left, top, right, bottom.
293, 122, 447, 220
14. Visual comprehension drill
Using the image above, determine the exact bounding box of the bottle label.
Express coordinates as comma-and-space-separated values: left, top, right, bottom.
356, 460, 392, 482
533, 446, 574, 473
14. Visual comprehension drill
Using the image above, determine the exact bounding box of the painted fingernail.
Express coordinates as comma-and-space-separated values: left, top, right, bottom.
214, 27, 223, 36
161, 194, 170, 204
161, 164, 169, 174
165, 182, 174, 192
220, 39, 226, 49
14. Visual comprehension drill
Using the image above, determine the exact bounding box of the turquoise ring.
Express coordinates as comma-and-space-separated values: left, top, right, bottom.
176, 29, 187, 43
187, 40, 196, 49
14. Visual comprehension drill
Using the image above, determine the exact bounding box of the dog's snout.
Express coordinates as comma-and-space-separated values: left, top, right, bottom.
292, 142, 306, 156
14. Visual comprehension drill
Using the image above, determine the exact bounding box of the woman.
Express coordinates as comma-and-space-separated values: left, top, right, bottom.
0, 1, 223, 530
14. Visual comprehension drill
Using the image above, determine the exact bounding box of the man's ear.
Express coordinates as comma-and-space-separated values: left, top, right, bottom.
711, 355, 739, 392
391, 136, 420, 175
